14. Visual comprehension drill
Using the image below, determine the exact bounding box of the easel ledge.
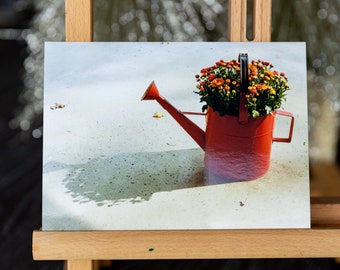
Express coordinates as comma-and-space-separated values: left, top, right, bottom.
33, 198, 340, 261
33, 228, 340, 260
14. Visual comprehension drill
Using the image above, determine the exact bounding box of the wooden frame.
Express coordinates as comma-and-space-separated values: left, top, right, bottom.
32, 0, 340, 269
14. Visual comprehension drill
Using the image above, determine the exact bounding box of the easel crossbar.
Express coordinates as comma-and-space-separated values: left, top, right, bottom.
33, 229, 340, 260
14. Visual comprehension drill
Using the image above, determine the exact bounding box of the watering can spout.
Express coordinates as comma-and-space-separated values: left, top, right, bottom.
141, 81, 206, 150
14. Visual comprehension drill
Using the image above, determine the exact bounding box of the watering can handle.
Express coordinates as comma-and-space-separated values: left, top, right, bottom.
238, 53, 248, 123
273, 110, 295, 143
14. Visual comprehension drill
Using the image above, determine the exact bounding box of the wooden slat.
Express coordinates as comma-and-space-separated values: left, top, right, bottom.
33, 198, 340, 261
33, 227, 340, 260
67, 260, 93, 270
65, 0, 93, 42
311, 197, 340, 227
253, 0, 272, 41
228, 0, 271, 42
228, 0, 247, 41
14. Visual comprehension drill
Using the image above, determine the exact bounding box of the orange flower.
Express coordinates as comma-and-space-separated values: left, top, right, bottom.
211, 78, 225, 87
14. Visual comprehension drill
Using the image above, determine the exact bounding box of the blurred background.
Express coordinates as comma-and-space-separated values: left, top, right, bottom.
1, 0, 340, 269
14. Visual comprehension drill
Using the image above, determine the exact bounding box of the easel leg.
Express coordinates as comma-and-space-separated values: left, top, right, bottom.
65, 259, 93, 270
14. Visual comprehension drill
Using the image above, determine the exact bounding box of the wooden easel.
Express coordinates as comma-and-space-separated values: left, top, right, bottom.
33, 1, 340, 269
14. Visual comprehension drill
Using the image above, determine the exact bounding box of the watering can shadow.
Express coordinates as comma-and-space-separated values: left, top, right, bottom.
141, 54, 294, 181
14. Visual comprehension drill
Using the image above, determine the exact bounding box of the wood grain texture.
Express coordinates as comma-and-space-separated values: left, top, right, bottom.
65, 0, 93, 41
67, 260, 92, 270
228, 0, 247, 41
311, 197, 340, 227
253, 0, 272, 41
228, 0, 271, 41
33, 228, 340, 260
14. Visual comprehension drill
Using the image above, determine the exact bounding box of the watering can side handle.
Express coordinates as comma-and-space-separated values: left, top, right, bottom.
273, 110, 294, 143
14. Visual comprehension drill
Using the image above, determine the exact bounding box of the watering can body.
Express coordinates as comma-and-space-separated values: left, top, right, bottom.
141, 81, 294, 181
205, 108, 275, 180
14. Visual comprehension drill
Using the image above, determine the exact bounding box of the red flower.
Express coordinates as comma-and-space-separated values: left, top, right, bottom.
208, 74, 216, 81
200, 68, 209, 74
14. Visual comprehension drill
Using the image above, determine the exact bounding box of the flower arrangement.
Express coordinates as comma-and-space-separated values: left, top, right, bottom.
195, 59, 289, 118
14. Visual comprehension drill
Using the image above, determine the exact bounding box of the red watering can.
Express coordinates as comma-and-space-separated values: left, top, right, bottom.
141, 54, 294, 181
